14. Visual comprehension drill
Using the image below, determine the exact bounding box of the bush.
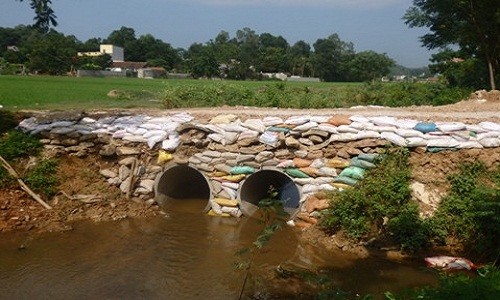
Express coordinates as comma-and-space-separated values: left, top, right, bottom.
24, 159, 59, 199
430, 162, 500, 260
321, 148, 430, 252
0, 130, 42, 161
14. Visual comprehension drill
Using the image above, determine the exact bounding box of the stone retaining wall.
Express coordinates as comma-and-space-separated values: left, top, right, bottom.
18, 112, 500, 224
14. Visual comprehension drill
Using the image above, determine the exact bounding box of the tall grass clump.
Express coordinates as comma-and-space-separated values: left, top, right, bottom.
321, 148, 430, 252
0, 110, 18, 134
0, 130, 42, 161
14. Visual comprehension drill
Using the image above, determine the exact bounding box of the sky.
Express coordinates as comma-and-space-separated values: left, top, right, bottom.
0, 0, 434, 68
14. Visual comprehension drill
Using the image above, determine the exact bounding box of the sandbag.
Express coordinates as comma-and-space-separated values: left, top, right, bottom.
299, 167, 318, 177
357, 153, 378, 162
259, 131, 280, 147
406, 137, 427, 148
381, 132, 407, 147
230, 166, 255, 175
213, 197, 239, 207
339, 166, 365, 180
414, 122, 437, 133
479, 138, 500, 148
316, 167, 337, 177
242, 119, 266, 133
328, 115, 352, 126
326, 158, 350, 168
277, 160, 294, 168
262, 116, 283, 126
293, 157, 312, 168
285, 168, 310, 178
350, 157, 376, 169
285, 115, 310, 125
161, 135, 181, 151
437, 122, 466, 132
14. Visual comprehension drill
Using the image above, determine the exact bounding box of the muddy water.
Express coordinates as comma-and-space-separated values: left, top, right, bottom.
0, 200, 437, 299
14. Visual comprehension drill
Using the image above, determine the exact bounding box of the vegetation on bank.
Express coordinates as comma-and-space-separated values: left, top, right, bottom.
0, 127, 59, 199
0, 75, 472, 110
320, 149, 500, 261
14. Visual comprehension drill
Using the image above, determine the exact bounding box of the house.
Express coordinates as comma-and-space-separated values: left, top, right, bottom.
77, 44, 124, 62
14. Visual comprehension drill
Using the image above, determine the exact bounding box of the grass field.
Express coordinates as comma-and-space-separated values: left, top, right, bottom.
0, 75, 469, 110
0, 75, 359, 110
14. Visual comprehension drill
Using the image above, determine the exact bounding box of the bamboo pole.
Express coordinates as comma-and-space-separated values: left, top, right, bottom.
0, 155, 52, 210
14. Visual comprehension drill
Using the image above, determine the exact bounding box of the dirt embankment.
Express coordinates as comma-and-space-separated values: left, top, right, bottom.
1, 90, 499, 238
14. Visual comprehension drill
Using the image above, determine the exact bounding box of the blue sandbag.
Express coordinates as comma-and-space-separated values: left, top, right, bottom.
339, 166, 366, 180
231, 166, 255, 175
357, 153, 378, 163
414, 122, 437, 133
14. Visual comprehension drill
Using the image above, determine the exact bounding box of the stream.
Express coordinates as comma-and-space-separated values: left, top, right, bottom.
0, 199, 438, 299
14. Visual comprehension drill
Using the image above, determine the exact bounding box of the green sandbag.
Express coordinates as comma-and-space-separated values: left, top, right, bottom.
332, 176, 358, 186
231, 166, 255, 175
350, 157, 376, 169
339, 166, 365, 180
285, 168, 310, 178
357, 153, 378, 162
266, 126, 291, 133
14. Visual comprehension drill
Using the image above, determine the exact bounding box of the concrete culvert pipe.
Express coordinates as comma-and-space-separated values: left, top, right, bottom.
238, 169, 301, 217
155, 164, 212, 211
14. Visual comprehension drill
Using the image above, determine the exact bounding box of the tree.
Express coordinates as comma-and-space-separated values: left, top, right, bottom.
186, 43, 219, 78
289, 40, 312, 77
18, 0, 57, 33
347, 51, 395, 82
312, 34, 354, 82
26, 30, 77, 74
404, 0, 499, 90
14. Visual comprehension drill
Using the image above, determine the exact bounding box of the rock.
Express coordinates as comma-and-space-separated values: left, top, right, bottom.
100, 169, 117, 178
346, 147, 362, 156
116, 147, 141, 156
119, 178, 131, 194
308, 135, 324, 144
298, 138, 314, 146
237, 137, 259, 147
139, 179, 155, 193
294, 150, 308, 158
99, 144, 116, 156
305, 197, 330, 213
239, 144, 265, 155
336, 149, 350, 159
117, 157, 135, 166
275, 149, 292, 158
65, 145, 88, 153
107, 177, 121, 186
173, 156, 189, 165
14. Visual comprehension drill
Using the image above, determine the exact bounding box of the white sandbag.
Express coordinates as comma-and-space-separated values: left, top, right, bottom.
294, 178, 316, 185
479, 122, 500, 132
294, 121, 318, 132
310, 116, 330, 123
208, 133, 224, 143
381, 132, 407, 147
170, 112, 194, 123
143, 130, 167, 138
204, 124, 225, 135
242, 119, 266, 133
259, 131, 279, 147
148, 117, 172, 124
319, 184, 335, 191
126, 127, 148, 135
394, 119, 419, 129
147, 132, 167, 149
79, 117, 96, 124
50, 121, 75, 128
317, 167, 337, 177
161, 122, 180, 133
221, 186, 238, 199
220, 123, 248, 132
222, 131, 239, 145
238, 130, 259, 140
369, 116, 398, 127
371, 125, 397, 133
479, 138, 500, 148
436, 122, 466, 132
262, 116, 284, 126
302, 184, 321, 194
457, 141, 483, 149
285, 115, 311, 125
396, 128, 424, 138
310, 159, 326, 169
277, 160, 294, 168
331, 133, 358, 142
112, 129, 127, 139
406, 137, 427, 147
477, 132, 500, 140
427, 138, 460, 148
349, 121, 371, 130
466, 124, 488, 133
50, 127, 75, 135
349, 115, 370, 123
336, 125, 358, 133
355, 130, 381, 139
450, 131, 471, 141
122, 134, 146, 143
210, 200, 223, 214
221, 206, 242, 217
314, 177, 335, 184
222, 181, 239, 190
317, 123, 338, 134
140, 123, 163, 130
162, 135, 181, 151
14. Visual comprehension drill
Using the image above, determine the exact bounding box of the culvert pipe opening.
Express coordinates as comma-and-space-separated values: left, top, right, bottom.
155, 164, 212, 211
238, 169, 301, 217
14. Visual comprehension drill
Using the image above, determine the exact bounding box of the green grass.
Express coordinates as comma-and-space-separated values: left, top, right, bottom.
0, 75, 469, 110
0, 75, 357, 110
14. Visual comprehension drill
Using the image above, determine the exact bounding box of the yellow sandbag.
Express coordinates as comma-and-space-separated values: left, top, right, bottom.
299, 167, 318, 177
293, 157, 312, 168
208, 171, 229, 177
157, 150, 173, 165
221, 174, 246, 182
332, 183, 352, 190
326, 158, 349, 169
213, 197, 239, 207
207, 209, 231, 217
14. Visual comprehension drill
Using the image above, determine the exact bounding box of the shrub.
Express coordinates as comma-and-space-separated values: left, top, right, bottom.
321, 148, 430, 252
0, 130, 42, 161
24, 159, 59, 199
430, 162, 500, 260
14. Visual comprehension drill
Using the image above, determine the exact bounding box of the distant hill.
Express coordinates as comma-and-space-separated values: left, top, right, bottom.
390, 65, 431, 78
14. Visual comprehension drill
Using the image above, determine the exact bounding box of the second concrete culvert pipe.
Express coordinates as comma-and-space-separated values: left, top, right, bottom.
154, 164, 213, 211
238, 169, 301, 217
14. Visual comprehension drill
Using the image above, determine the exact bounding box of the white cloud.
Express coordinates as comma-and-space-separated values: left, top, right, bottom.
180, 0, 403, 9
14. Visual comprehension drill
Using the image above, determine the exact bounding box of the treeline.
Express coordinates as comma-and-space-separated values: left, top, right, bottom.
0, 25, 395, 82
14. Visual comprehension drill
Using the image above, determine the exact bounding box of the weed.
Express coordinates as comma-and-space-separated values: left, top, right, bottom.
0, 130, 42, 161
0, 110, 18, 134
24, 159, 59, 199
